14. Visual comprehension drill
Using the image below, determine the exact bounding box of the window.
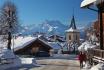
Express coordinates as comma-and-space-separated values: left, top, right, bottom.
69, 35, 71, 40
76, 35, 77, 40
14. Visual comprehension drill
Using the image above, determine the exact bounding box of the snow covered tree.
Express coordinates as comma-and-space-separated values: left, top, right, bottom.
0, 1, 19, 50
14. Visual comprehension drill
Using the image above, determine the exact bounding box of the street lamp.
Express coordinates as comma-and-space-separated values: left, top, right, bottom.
81, 0, 104, 50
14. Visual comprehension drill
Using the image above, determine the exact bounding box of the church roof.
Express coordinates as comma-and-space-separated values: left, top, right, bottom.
65, 15, 79, 32
69, 15, 77, 29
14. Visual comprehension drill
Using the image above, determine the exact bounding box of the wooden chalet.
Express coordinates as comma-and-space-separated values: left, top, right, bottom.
49, 35, 65, 42
88, 1, 104, 64
14, 38, 53, 56
81, 0, 104, 64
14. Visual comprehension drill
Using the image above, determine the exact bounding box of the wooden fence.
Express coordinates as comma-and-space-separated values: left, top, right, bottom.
88, 49, 104, 63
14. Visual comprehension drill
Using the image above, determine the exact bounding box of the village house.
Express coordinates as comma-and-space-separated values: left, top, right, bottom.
12, 36, 53, 57
48, 35, 65, 42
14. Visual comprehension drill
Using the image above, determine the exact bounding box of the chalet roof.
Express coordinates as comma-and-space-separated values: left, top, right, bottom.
48, 35, 65, 42
11, 36, 52, 52
37, 38, 53, 49
81, 0, 96, 8
49, 35, 64, 38
11, 36, 37, 51
81, 0, 104, 8
38, 35, 49, 42
48, 42, 61, 49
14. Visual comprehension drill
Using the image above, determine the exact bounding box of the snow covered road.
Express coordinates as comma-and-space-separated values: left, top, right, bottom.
5, 59, 80, 70
34, 59, 80, 70
5, 54, 82, 70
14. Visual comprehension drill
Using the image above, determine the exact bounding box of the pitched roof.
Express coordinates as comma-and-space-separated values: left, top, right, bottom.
80, 0, 96, 8
11, 36, 37, 51
48, 42, 61, 49
80, 0, 104, 8
65, 15, 79, 32
69, 15, 76, 29
11, 36, 52, 52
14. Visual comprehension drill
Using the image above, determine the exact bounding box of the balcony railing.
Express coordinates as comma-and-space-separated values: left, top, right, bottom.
88, 48, 104, 59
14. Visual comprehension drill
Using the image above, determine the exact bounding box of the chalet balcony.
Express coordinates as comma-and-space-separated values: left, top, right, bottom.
88, 48, 104, 63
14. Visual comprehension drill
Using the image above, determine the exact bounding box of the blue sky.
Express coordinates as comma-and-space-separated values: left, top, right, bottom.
0, 0, 97, 27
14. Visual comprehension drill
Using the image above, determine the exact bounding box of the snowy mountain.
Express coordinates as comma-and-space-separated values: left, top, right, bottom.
21, 20, 68, 36
20, 20, 86, 39
39, 20, 68, 35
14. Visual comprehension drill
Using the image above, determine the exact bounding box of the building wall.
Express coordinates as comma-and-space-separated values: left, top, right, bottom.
93, 11, 104, 49
66, 32, 80, 44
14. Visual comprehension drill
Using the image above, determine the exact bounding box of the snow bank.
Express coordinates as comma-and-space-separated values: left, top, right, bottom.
20, 57, 40, 66
0, 56, 39, 70
78, 41, 97, 51
20, 58, 37, 65
83, 62, 91, 69
0, 49, 38, 70
0, 36, 40, 69
0, 49, 15, 59
0, 57, 21, 70
0, 49, 22, 70
90, 63, 104, 70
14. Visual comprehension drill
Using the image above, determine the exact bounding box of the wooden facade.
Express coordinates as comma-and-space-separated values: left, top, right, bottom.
15, 38, 52, 55
87, 2, 104, 63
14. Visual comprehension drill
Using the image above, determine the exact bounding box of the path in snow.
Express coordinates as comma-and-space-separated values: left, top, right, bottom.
5, 54, 89, 70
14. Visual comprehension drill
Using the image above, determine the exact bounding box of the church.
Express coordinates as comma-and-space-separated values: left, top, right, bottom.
65, 15, 80, 45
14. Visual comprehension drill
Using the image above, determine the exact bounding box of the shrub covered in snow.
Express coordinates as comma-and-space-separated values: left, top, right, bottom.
78, 41, 97, 51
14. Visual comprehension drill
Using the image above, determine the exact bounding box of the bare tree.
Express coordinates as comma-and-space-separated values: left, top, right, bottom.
0, 1, 19, 50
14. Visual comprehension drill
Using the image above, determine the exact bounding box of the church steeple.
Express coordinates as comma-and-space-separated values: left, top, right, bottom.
65, 9, 80, 45
69, 9, 77, 29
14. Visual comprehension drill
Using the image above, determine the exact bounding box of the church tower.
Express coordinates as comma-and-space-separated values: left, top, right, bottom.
65, 15, 80, 45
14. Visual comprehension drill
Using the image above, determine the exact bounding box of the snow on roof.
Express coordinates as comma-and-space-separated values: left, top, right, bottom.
78, 41, 97, 51
37, 35, 42, 38
11, 36, 37, 51
11, 36, 53, 51
65, 27, 79, 33
48, 42, 61, 49
81, 0, 96, 8
81, 0, 104, 8
38, 39, 52, 49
